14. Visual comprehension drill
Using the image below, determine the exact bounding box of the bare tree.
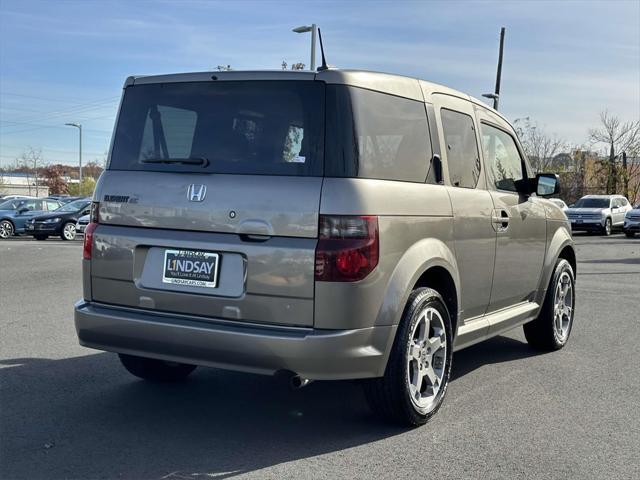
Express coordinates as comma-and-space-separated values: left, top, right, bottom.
513, 118, 565, 173
588, 111, 640, 195
16, 147, 43, 196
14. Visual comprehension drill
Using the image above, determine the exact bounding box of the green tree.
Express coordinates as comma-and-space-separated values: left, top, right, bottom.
67, 177, 96, 197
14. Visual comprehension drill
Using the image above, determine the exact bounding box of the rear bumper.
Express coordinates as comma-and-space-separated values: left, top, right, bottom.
74, 301, 396, 380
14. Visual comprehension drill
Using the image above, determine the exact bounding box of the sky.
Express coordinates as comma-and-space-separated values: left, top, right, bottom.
0, 0, 639, 167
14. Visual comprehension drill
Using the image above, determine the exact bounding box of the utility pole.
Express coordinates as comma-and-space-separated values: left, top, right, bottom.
483, 27, 506, 110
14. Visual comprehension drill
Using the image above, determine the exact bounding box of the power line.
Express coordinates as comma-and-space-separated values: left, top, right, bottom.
3, 97, 119, 127
1, 91, 117, 105
0, 120, 112, 134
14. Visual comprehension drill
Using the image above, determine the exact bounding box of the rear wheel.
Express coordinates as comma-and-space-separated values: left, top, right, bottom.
602, 218, 612, 236
524, 258, 575, 351
118, 354, 197, 382
0, 220, 14, 239
34, 234, 48, 241
61, 222, 76, 240
364, 288, 453, 426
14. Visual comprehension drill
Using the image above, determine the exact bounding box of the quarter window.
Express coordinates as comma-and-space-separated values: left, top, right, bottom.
480, 123, 525, 192
440, 109, 481, 188
325, 86, 432, 183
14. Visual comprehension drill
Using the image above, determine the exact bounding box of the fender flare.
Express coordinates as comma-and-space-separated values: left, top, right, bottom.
537, 225, 575, 302
375, 237, 460, 329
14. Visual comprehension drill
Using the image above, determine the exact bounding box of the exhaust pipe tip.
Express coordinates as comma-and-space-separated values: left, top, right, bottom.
290, 375, 313, 389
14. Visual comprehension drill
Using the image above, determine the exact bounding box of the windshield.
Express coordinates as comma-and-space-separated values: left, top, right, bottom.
55, 199, 89, 212
109, 81, 325, 176
573, 198, 610, 208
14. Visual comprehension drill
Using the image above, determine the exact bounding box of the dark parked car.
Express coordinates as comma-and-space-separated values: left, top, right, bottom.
25, 198, 91, 240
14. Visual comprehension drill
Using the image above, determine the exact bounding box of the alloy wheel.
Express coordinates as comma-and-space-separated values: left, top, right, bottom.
406, 306, 447, 411
553, 271, 573, 342
63, 223, 76, 240
0, 220, 14, 239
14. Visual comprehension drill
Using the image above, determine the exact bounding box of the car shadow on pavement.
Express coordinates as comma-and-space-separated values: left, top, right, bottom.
1, 335, 540, 480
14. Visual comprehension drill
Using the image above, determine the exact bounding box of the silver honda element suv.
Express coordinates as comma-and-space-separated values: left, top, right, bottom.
75, 69, 576, 426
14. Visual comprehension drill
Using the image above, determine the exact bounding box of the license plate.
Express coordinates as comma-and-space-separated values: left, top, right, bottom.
162, 249, 219, 288
574, 219, 583, 224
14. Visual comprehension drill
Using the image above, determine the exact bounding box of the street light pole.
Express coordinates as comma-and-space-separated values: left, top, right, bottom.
292, 24, 317, 71
65, 123, 82, 184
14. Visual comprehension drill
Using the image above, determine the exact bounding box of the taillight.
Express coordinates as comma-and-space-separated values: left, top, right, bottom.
83, 223, 97, 260
83, 201, 99, 260
315, 215, 379, 282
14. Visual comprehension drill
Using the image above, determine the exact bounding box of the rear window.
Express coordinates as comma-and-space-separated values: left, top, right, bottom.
109, 81, 325, 176
325, 86, 432, 182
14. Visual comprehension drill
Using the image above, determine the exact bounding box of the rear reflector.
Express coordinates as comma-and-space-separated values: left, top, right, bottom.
315, 215, 379, 282
83, 222, 98, 260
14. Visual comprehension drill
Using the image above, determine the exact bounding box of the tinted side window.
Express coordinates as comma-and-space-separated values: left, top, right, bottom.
480, 123, 525, 192
440, 109, 481, 188
326, 86, 432, 183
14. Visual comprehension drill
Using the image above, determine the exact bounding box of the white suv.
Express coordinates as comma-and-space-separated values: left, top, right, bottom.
566, 195, 632, 235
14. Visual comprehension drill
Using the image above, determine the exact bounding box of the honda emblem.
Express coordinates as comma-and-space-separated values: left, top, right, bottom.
187, 184, 207, 202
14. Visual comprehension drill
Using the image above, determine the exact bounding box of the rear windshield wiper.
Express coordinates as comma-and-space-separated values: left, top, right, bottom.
140, 157, 209, 167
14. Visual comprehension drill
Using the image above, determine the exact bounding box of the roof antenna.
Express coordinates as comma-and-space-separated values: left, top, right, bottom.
316, 28, 329, 71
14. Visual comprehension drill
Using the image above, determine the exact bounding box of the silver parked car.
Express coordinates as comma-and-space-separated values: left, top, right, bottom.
74, 69, 577, 426
565, 194, 632, 235
623, 203, 640, 237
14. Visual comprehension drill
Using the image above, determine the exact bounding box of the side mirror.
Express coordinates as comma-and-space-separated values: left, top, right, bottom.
536, 173, 560, 197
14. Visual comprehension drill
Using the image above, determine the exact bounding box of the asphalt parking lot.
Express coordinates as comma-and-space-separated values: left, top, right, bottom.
1, 233, 639, 480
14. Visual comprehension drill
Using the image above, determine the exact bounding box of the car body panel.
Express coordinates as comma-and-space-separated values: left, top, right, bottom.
75, 68, 576, 380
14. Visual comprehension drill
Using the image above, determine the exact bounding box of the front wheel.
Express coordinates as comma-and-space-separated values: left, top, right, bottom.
524, 258, 575, 350
0, 220, 14, 239
119, 354, 197, 382
61, 222, 77, 240
602, 218, 612, 236
364, 288, 453, 426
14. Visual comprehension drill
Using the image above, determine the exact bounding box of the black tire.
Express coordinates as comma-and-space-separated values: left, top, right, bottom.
364, 287, 453, 426
0, 220, 14, 239
118, 354, 197, 382
602, 218, 612, 236
524, 258, 575, 351
625, 231, 635, 238
34, 235, 48, 241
